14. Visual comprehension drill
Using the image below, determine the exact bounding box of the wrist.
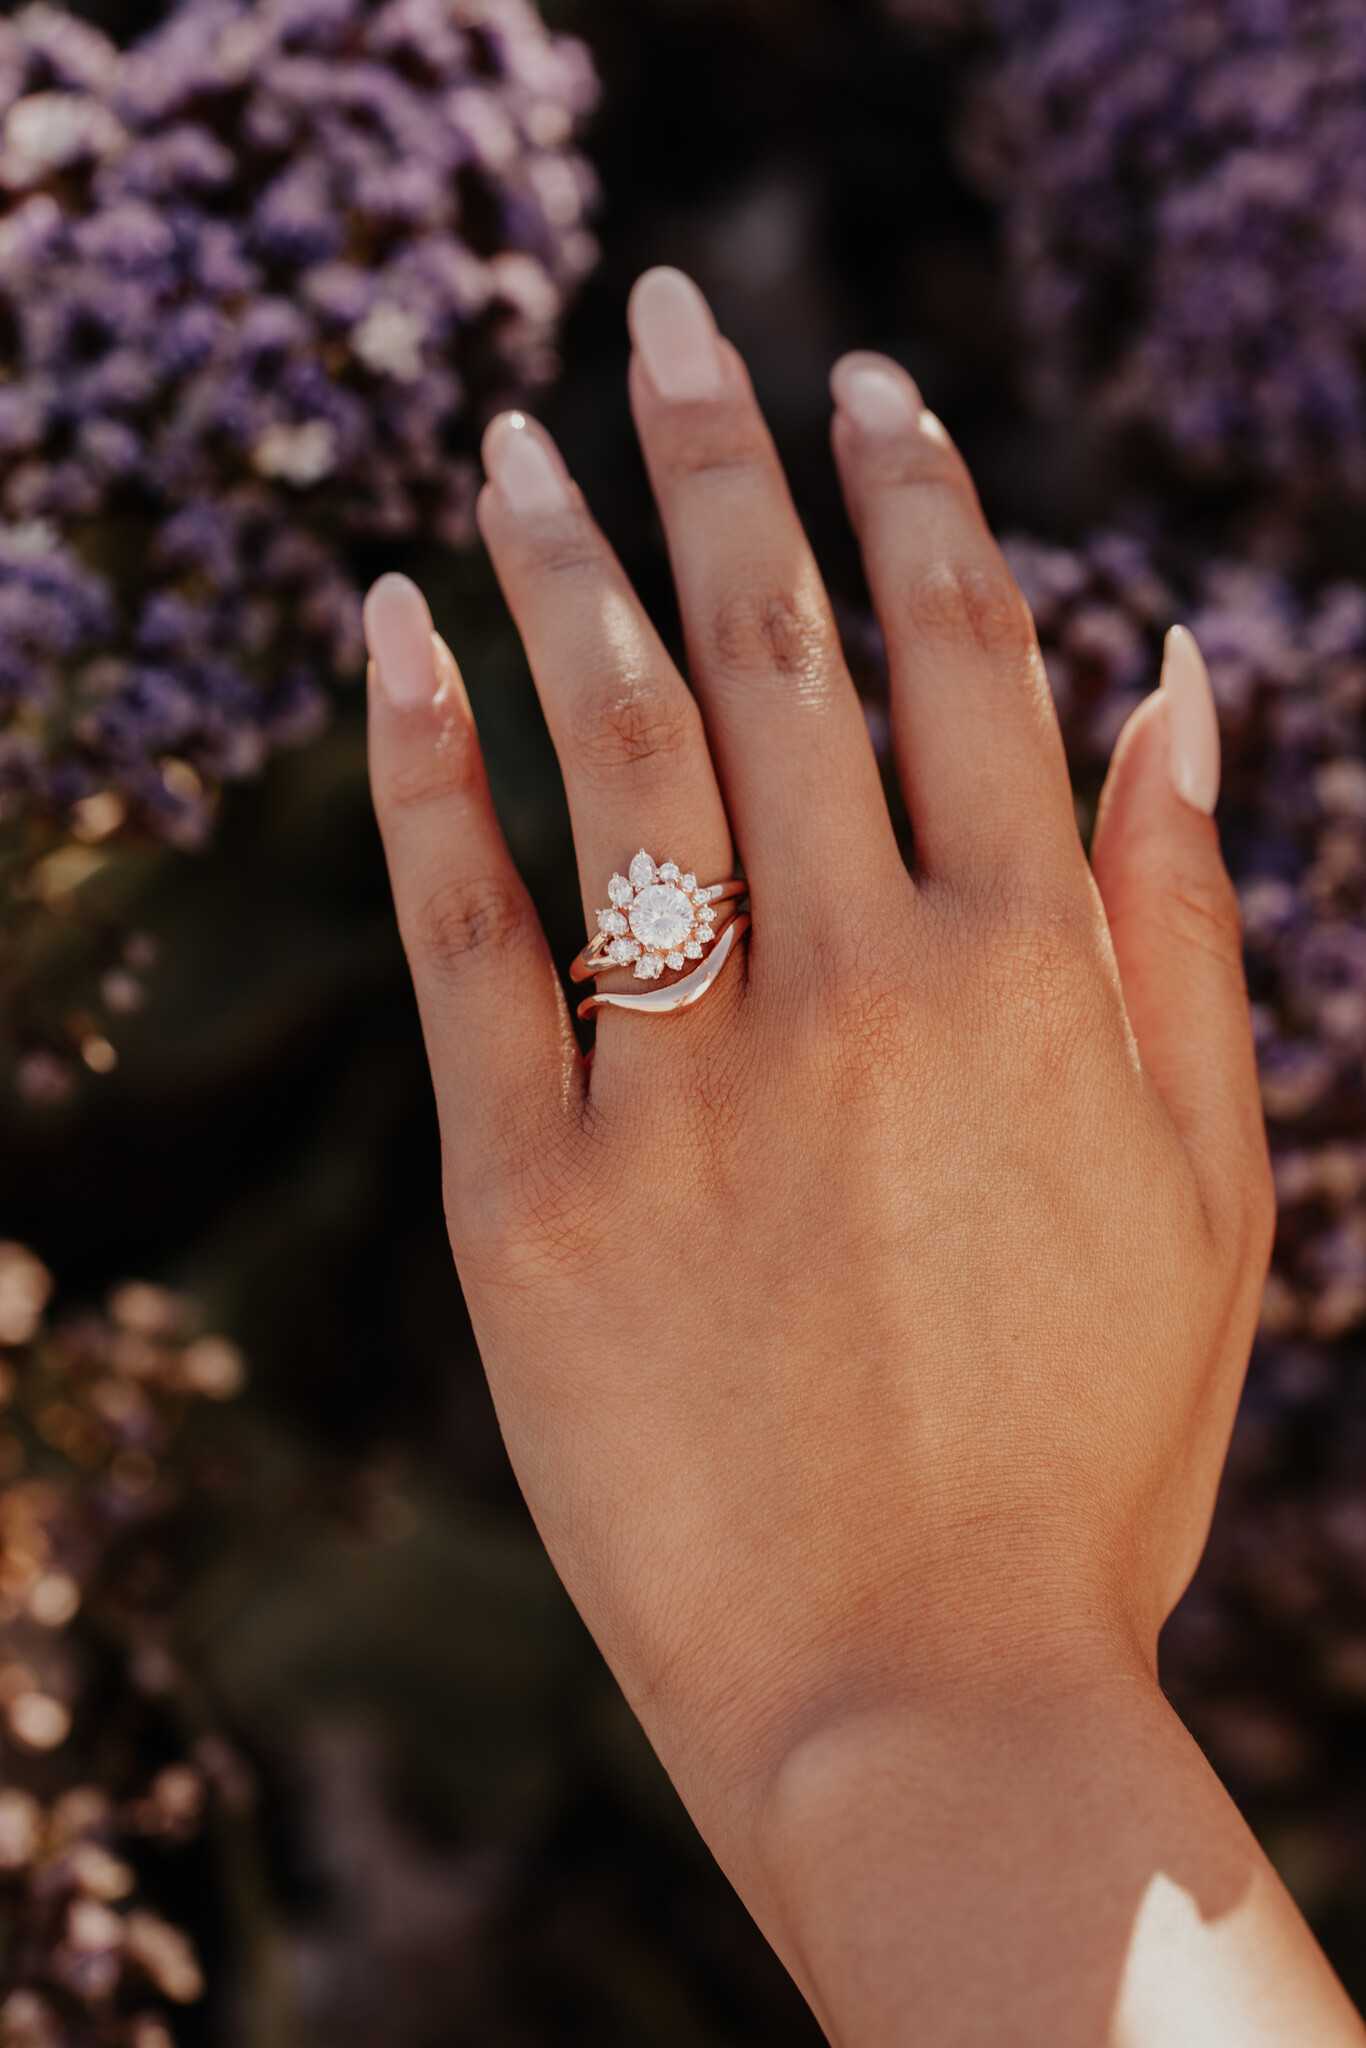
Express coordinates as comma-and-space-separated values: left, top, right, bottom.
721, 1657, 1182, 2047
725, 1656, 1365, 2048
664, 1622, 1154, 1894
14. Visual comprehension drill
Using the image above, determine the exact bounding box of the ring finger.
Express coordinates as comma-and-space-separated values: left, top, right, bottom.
477, 410, 738, 1018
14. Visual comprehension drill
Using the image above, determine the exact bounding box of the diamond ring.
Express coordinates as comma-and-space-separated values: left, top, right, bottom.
570, 849, 749, 1018
570, 850, 747, 983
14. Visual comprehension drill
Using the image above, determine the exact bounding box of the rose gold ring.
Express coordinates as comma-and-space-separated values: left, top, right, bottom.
577, 914, 750, 1020
571, 850, 747, 984
571, 849, 748, 1017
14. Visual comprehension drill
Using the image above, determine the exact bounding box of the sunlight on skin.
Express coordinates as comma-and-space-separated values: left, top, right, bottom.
1115, 1870, 1362, 2047
367, 263, 1366, 2042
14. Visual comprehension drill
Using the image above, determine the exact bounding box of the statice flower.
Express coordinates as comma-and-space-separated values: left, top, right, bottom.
0, 1241, 249, 2045
0, 0, 597, 1080
961, 0, 1366, 490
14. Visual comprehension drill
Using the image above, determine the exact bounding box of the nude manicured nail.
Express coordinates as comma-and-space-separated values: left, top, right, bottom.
629, 267, 724, 401
364, 573, 437, 708
483, 411, 572, 514
830, 354, 921, 431
1161, 624, 1220, 816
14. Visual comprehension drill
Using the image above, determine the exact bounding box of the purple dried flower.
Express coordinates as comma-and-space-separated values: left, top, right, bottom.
962, 0, 1366, 490
0, 0, 597, 1080
0, 0, 597, 852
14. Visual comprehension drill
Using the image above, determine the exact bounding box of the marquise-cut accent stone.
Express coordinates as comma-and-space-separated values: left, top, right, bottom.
683, 940, 702, 959
608, 874, 632, 907
659, 861, 680, 882
628, 850, 656, 890
665, 950, 685, 969
597, 908, 628, 935
608, 937, 640, 964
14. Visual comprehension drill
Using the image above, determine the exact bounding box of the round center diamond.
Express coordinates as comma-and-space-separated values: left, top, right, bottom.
628, 883, 694, 953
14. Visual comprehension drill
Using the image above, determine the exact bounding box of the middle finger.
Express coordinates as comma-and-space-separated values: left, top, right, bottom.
627, 268, 903, 938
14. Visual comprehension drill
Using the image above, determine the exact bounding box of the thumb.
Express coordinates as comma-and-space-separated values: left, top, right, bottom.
1090, 626, 1272, 1248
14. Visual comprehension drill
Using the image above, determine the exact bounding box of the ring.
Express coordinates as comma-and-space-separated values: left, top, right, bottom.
571, 850, 747, 983
571, 849, 749, 1018
577, 915, 750, 1019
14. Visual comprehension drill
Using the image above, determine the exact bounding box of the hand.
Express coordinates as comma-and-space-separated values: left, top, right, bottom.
364, 268, 1360, 2046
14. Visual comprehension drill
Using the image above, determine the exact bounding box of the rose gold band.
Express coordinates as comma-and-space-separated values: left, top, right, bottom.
577, 914, 750, 1020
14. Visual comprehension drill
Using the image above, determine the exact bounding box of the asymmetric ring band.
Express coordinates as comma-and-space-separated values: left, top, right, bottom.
571, 849, 749, 1019
577, 915, 750, 1020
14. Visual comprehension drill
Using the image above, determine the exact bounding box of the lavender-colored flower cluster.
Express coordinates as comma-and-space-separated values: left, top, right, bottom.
0, 1241, 248, 2046
961, 0, 1366, 490
0, 0, 597, 848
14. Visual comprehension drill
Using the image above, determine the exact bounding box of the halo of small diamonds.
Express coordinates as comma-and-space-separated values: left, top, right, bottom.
595, 850, 727, 980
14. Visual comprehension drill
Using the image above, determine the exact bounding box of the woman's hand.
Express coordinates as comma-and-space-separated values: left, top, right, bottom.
364, 268, 1362, 2045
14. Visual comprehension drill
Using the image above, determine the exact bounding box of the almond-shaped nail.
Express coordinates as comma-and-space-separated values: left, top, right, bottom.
1161, 624, 1220, 816
830, 352, 921, 431
628, 267, 724, 401
364, 573, 437, 708
483, 411, 572, 514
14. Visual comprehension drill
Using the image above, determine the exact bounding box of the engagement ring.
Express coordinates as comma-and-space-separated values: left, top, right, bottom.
571, 849, 749, 1019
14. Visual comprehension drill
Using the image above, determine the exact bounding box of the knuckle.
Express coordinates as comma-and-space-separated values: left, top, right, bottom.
405, 868, 528, 979
521, 527, 609, 583
826, 977, 907, 1096
872, 438, 966, 495
380, 721, 484, 815
652, 408, 773, 481
905, 557, 1034, 660
570, 678, 698, 778
707, 583, 836, 687
976, 886, 1100, 1037
449, 1139, 597, 1287
779, 933, 912, 1097
1159, 860, 1245, 970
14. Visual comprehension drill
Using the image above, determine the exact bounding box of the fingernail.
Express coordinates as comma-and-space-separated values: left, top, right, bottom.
917, 410, 951, 446
483, 411, 572, 514
629, 267, 725, 401
431, 630, 472, 719
364, 573, 437, 707
1161, 624, 1220, 816
830, 353, 921, 431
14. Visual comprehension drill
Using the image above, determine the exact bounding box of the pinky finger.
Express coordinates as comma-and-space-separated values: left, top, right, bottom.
365, 574, 581, 1247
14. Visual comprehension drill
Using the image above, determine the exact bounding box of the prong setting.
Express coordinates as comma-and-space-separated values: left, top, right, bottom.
593, 850, 734, 984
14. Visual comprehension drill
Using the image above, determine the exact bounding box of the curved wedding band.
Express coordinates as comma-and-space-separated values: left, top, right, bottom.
571, 849, 749, 1019
571, 877, 747, 982
577, 915, 750, 1020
